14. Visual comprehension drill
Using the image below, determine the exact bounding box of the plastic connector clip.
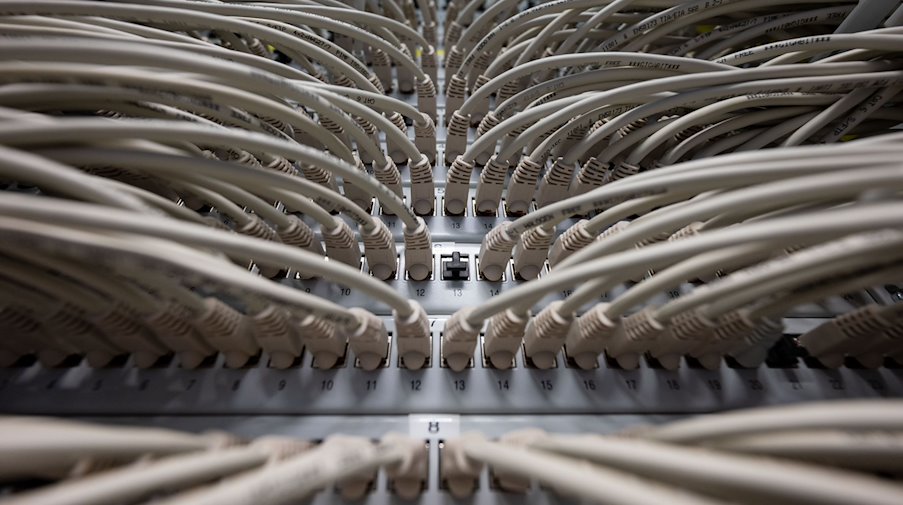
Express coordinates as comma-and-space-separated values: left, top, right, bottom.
404, 216, 433, 281
478, 222, 517, 281
443, 308, 481, 371
523, 301, 573, 369
347, 308, 389, 371
483, 309, 528, 369
394, 301, 431, 370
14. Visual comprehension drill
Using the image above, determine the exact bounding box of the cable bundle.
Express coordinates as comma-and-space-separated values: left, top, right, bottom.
443, 400, 903, 504
0, 0, 439, 369
439, 0, 903, 371
0, 417, 428, 505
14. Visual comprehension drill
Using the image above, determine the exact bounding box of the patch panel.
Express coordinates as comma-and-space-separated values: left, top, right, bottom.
1, 0, 902, 503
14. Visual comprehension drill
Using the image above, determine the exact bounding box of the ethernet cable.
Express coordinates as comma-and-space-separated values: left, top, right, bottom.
156, 435, 421, 505
3, 442, 294, 505
704, 430, 903, 473
0, 117, 434, 278
445, 202, 903, 370
0, 144, 149, 213
642, 399, 903, 444
453, 61, 897, 214
654, 232, 903, 323
0, 417, 218, 480
0, 38, 438, 215
0, 193, 420, 321
107, 0, 439, 113
443, 433, 722, 504
528, 429, 903, 505
553, 166, 903, 314
716, 32, 903, 66
676, 6, 855, 59
0, 217, 359, 325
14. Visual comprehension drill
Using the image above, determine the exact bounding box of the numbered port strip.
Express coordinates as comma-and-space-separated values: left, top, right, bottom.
0, 318, 900, 416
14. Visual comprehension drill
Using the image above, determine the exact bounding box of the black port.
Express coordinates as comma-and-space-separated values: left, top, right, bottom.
885, 284, 903, 301
643, 353, 666, 369
147, 353, 175, 368
441, 252, 470, 281
765, 335, 804, 368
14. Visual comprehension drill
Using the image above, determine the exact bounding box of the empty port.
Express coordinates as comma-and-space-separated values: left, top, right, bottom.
441, 252, 470, 281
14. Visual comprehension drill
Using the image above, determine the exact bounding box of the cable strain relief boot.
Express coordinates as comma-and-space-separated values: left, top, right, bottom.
409, 154, 436, 215
512, 225, 554, 280
265, 156, 297, 176
567, 303, 619, 370
548, 219, 594, 268
373, 158, 404, 203
382, 432, 429, 500
48, 306, 121, 368
698, 309, 762, 363
444, 74, 468, 124
859, 318, 903, 358
92, 305, 166, 368
371, 48, 392, 92
346, 308, 389, 371
474, 155, 510, 215
385, 114, 409, 165
443, 308, 481, 371
535, 158, 578, 208
403, 216, 432, 280
478, 221, 516, 281
470, 74, 492, 124
397, 60, 415, 94
298, 165, 339, 212
394, 301, 430, 370
277, 216, 324, 277
504, 157, 543, 216
523, 301, 574, 369
445, 110, 470, 163
476, 110, 500, 139
362, 219, 398, 280
144, 302, 214, 369
444, 22, 464, 53
322, 220, 362, 269
607, 162, 641, 184
252, 305, 302, 369
421, 46, 439, 88
484, 309, 528, 369
660, 308, 718, 369
416, 77, 437, 122
236, 215, 283, 278
299, 312, 345, 370
414, 114, 438, 164
341, 157, 373, 212
799, 305, 894, 362
196, 298, 257, 368
607, 308, 667, 370
570, 157, 610, 195
728, 317, 784, 368
496, 78, 522, 103
353, 117, 380, 166
441, 433, 485, 498
444, 155, 474, 215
